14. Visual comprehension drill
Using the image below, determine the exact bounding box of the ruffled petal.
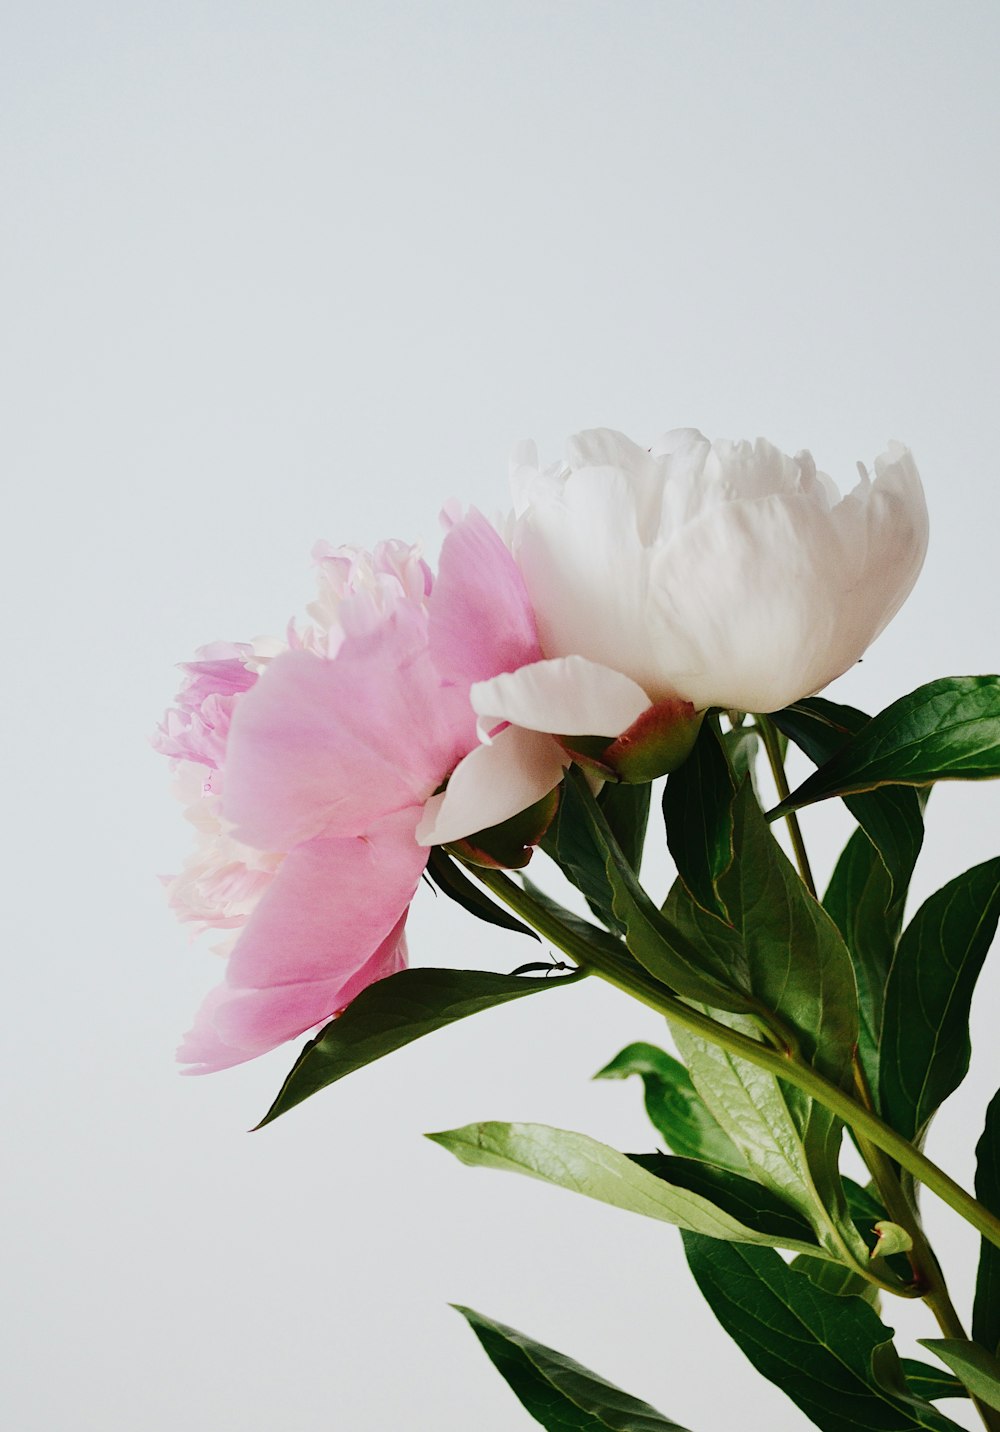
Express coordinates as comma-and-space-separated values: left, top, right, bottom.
416, 725, 568, 847
428, 508, 542, 685
223, 605, 476, 849
471, 656, 651, 737
177, 808, 426, 1073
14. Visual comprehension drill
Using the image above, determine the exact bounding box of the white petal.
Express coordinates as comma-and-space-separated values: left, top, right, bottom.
471, 657, 652, 737
415, 726, 568, 847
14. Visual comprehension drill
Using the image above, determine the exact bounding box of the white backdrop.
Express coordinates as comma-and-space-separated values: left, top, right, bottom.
4, 3, 999, 1429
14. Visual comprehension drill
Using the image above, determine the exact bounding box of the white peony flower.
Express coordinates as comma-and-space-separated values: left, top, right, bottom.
472, 428, 928, 760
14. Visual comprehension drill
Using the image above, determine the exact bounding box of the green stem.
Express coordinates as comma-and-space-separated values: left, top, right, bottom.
473, 866, 1000, 1257
759, 717, 817, 898
857, 1122, 1000, 1431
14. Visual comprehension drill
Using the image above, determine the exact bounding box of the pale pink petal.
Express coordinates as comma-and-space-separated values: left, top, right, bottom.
223, 604, 476, 849
177, 808, 426, 1073
428, 507, 542, 686
416, 725, 568, 847
471, 656, 652, 739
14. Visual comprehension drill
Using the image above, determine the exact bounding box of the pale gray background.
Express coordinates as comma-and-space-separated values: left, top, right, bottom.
3, 2, 999, 1429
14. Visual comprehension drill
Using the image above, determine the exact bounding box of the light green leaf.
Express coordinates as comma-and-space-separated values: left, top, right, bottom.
872, 1222, 913, 1258
772, 677, 1000, 815
919, 1341, 1000, 1411
455, 1306, 692, 1431
594, 1042, 746, 1172
256, 967, 580, 1126
878, 858, 1000, 1143
662, 719, 736, 918
684, 1236, 966, 1431
427, 1121, 822, 1253
974, 1089, 1000, 1355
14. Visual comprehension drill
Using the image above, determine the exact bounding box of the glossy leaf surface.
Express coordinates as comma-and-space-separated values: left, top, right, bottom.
455, 1306, 692, 1431
878, 858, 1000, 1142
919, 1341, 1000, 1412
427, 1121, 822, 1252
684, 1235, 965, 1431
257, 967, 579, 1126
974, 1089, 1000, 1354
426, 847, 538, 939
773, 677, 1000, 815
594, 1042, 746, 1172
662, 719, 736, 918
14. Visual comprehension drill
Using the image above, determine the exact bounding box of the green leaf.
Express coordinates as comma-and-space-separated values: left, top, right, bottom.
631, 1152, 819, 1249
567, 768, 753, 1011
425, 847, 539, 940
900, 1361, 968, 1402
872, 1222, 913, 1258
710, 782, 859, 1085
791, 1253, 880, 1306
662, 719, 736, 918
427, 1121, 822, 1252
540, 774, 628, 933
256, 967, 580, 1126
721, 723, 761, 796
919, 1341, 1000, 1411
823, 828, 901, 1096
683, 1235, 966, 1431
599, 781, 652, 878
454, 1306, 692, 1431
772, 677, 1000, 815
878, 858, 1000, 1142
974, 1089, 1000, 1354
593, 1042, 746, 1172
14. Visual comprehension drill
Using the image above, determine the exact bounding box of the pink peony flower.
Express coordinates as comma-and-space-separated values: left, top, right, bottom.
165, 511, 566, 1074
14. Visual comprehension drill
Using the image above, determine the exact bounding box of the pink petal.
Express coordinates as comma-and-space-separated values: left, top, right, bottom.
428, 508, 542, 686
223, 604, 476, 849
471, 656, 652, 738
416, 725, 569, 847
177, 807, 427, 1073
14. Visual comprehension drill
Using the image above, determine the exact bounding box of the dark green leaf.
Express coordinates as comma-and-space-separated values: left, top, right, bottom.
683, 1235, 966, 1431
594, 1042, 746, 1172
974, 1089, 1000, 1354
712, 782, 858, 1085
823, 829, 900, 1095
257, 967, 579, 1127
540, 774, 623, 933
630, 1152, 819, 1248
599, 781, 651, 879
426, 847, 538, 940
721, 723, 761, 795
662, 719, 736, 918
455, 1306, 692, 1431
771, 697, 925, 905
427, 1121, 822, 1251
772, 677, 1000, 816
900, 1361, 967, 1402
791, 1253, 880, 1306
878, 858, 1000, 1142
919, 1341, 1000, 1411
567, 768, 752, 1010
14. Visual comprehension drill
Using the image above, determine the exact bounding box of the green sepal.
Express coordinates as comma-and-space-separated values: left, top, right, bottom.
446, 785, 560, 869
